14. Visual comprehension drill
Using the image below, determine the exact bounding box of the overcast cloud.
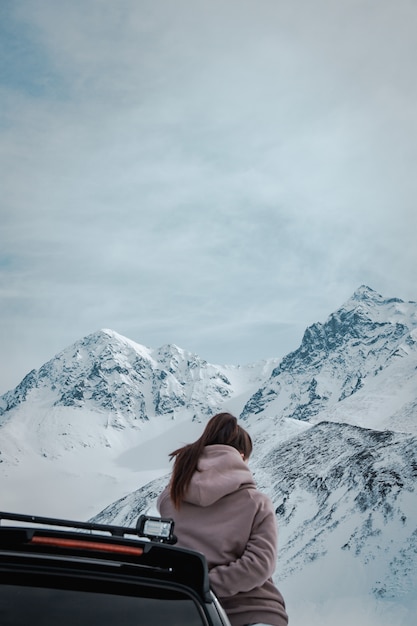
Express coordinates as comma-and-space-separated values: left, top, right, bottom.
1, 0, 417, 393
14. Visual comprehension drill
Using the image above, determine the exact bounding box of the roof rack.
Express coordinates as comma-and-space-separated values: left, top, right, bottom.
0, 511, 210, 601
0, 511, 176, 543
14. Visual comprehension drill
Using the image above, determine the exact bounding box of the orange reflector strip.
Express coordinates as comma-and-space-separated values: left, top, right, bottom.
31, 536, 144, 556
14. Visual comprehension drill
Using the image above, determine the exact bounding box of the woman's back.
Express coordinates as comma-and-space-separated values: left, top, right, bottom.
157, 415, 288, 626
158, 444, 268, 568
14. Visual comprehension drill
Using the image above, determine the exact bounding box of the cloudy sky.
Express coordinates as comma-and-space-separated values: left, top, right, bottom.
1, 0, 416, 394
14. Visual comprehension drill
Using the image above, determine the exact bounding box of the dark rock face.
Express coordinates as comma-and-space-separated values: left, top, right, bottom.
252, 422, 417, 595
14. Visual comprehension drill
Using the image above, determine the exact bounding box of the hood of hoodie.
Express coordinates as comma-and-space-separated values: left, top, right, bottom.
184, 444, 256, 507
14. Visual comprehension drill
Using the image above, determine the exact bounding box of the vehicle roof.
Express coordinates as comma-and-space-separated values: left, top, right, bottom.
0, 511, 212, 602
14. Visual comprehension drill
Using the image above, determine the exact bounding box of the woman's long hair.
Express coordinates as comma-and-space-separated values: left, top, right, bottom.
169, 412, 252, 509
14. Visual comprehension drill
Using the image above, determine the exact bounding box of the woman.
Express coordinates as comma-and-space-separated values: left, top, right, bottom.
157, 412, 288, 626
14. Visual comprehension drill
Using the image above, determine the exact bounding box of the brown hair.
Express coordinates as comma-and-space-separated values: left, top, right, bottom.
168, 412, 252, 509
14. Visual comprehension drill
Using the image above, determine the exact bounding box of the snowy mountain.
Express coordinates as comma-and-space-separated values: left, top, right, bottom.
1, 285, 417, 625
0, 328, 276, 518
0, 328, 275, 452
241, 285, 417, 434
0, 328, 267, 424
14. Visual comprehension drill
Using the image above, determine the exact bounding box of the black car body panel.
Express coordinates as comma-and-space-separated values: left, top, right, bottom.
0, 512, 231, 626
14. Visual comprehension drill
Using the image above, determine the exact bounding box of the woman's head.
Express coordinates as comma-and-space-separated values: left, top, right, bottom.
198, 412, 252, 460
168, 412, 252, 508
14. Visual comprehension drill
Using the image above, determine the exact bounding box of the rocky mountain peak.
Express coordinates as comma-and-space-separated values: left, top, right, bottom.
0, 329, 237, 429
241, 287, 417, 425
350, 284, 386, 303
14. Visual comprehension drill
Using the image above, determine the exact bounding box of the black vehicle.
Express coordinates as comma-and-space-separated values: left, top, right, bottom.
0, 511, 231, 626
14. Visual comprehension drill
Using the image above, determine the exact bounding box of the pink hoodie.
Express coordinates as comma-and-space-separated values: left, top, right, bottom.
157, 444, 288, 626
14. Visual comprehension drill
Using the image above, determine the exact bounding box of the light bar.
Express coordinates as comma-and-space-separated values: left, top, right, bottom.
136, 515, 176, 544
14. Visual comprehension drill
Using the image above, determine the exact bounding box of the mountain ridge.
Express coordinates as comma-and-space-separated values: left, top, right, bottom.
0, 328, 275, 427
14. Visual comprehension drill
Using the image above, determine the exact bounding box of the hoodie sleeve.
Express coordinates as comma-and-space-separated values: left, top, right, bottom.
208, 492, 278, 597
